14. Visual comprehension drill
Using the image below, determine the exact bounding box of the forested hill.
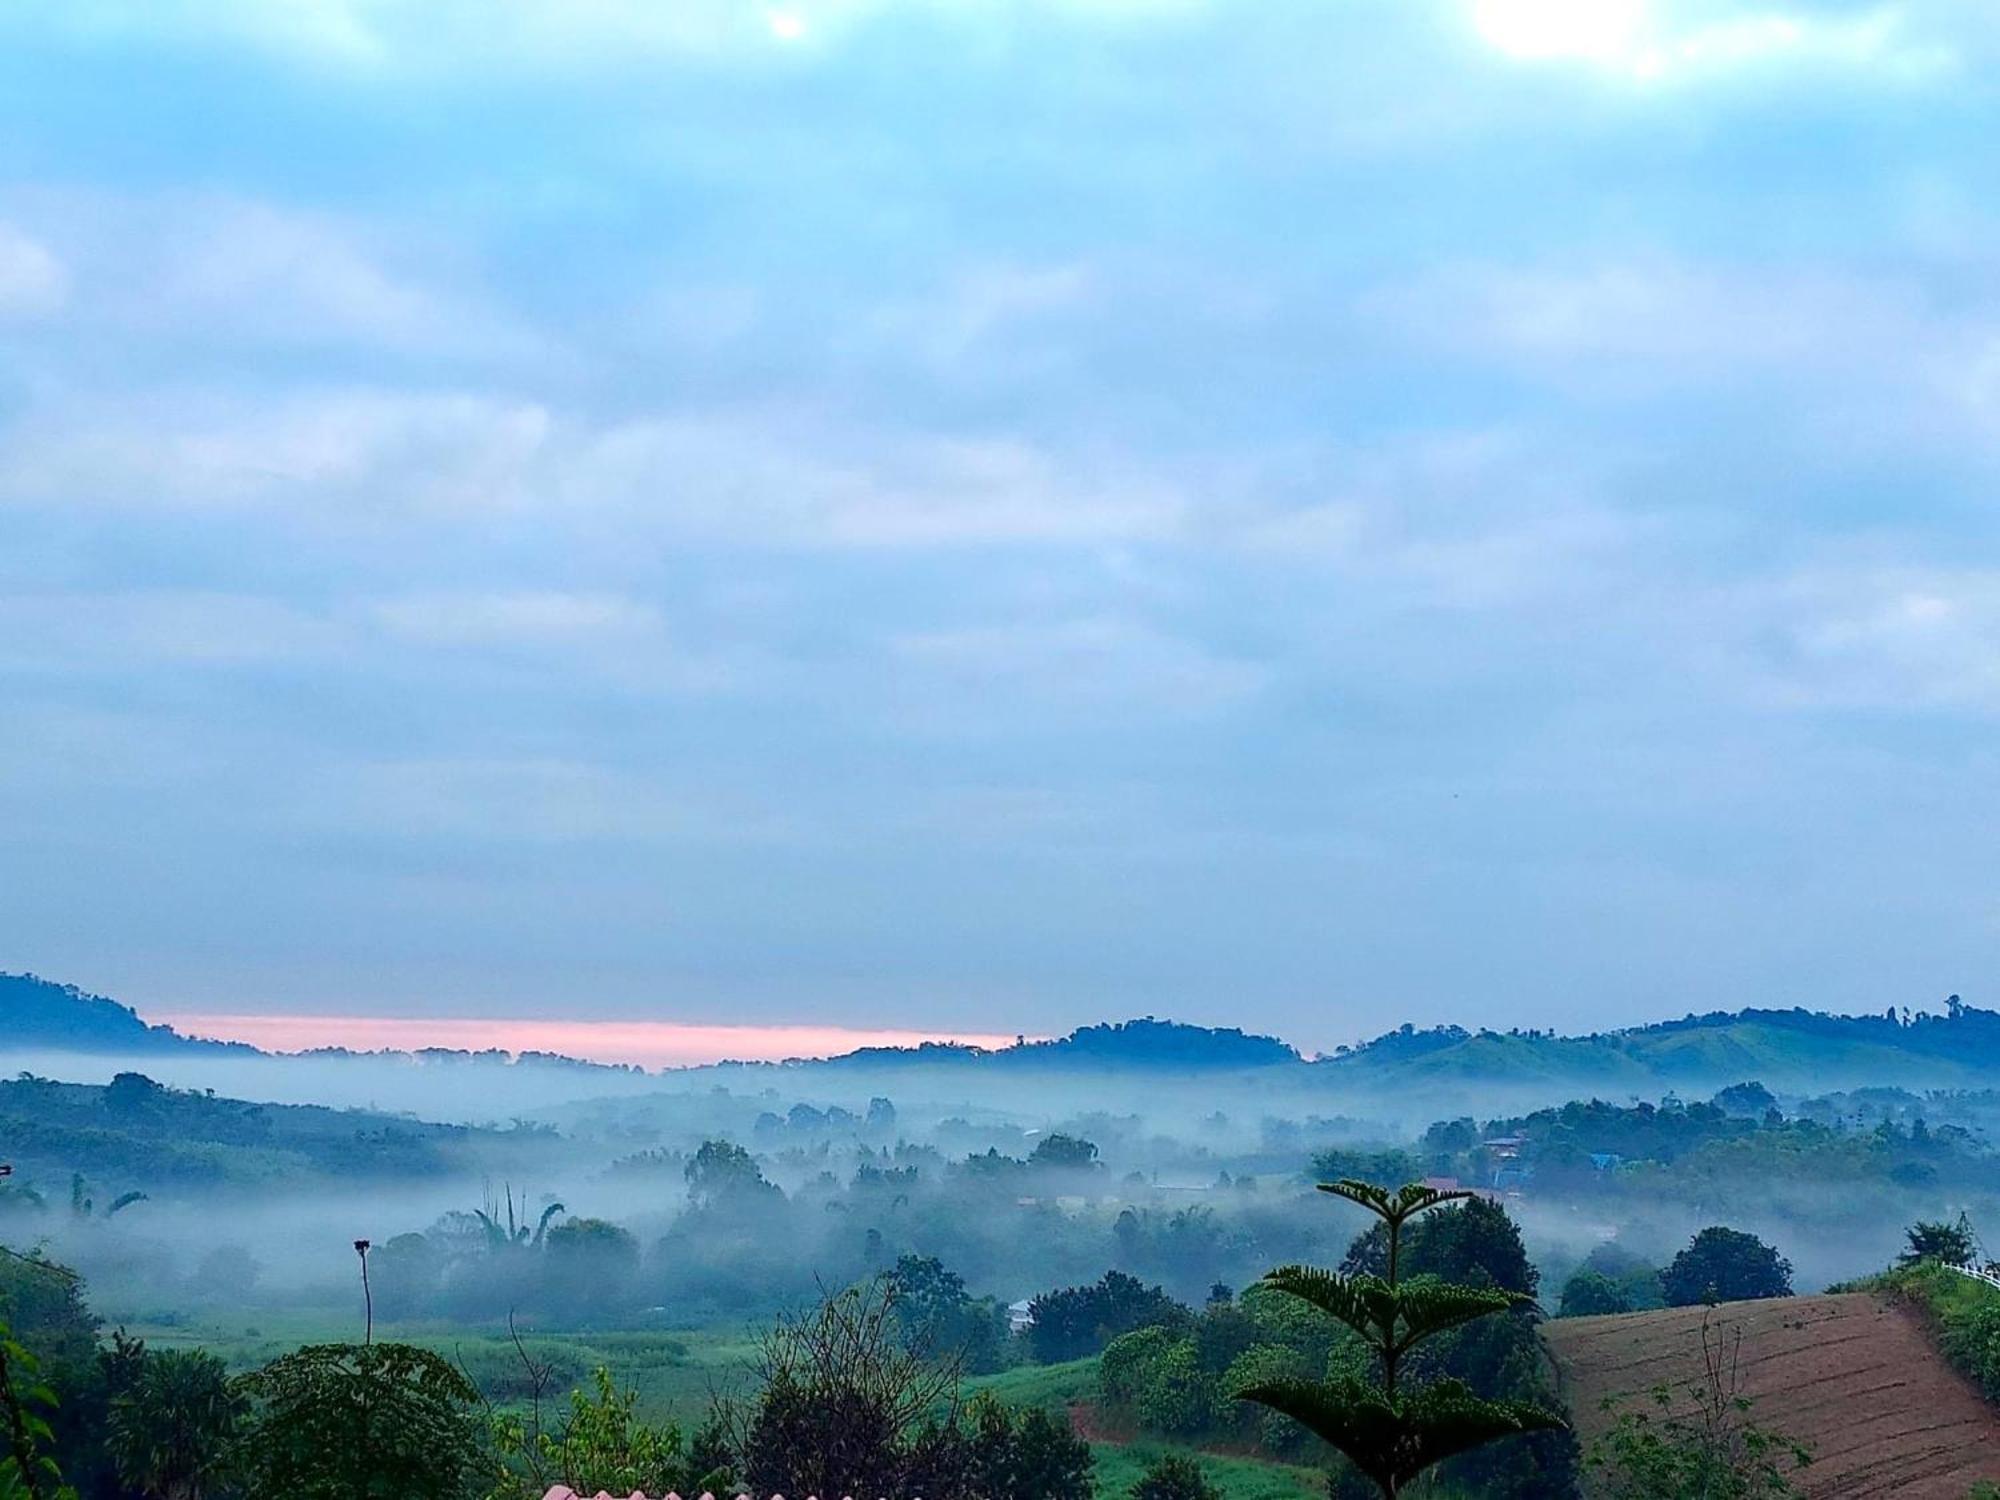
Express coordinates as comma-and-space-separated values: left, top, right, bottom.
0, 973, 247, 1053
10, 968, 2000, 1091
822, 1017, 1301, 1071
1321, 997, 2000, 1091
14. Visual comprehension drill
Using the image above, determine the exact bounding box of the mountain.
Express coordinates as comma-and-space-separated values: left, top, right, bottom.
0, 973, 243, 1054
1322, 999, 2000, 1093
821, 1016, 1300, 1071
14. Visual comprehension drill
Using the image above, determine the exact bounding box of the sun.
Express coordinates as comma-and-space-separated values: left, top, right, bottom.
767, 10, 808, 42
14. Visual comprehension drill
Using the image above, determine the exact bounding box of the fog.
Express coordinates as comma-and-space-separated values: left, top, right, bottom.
6, 1042, 1992, 1347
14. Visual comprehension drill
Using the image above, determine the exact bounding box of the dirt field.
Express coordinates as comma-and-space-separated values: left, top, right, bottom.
1543, 1292, 2000, 1498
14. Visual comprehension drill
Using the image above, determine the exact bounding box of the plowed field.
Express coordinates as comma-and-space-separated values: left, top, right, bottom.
1544, 1292, 2000, 1498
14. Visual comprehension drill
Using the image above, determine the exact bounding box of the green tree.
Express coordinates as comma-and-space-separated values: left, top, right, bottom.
738, 1280, 962, 1500
1128, 1452, 1220, 1500
1899, 1215, 1976, 1267
1661, 1229, 1792, 1307
685, 1140, 781, 1209
236, 1343, 482, 1500
1233, 1180, 1564, 1499
1028, 1272, 1187, 1363
1028, 1134, 1101, 1170
1557, 1270, 1634, 1318
963, 1393, 1092, 1500
0, 1321, 77, 1500
107, 1349, 243, 1500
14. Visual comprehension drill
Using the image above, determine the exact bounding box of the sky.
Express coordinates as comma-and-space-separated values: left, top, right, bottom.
3, 0, 1999, 1057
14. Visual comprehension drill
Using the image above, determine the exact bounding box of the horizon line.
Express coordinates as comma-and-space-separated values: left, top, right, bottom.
153, 1011, 1042, 1070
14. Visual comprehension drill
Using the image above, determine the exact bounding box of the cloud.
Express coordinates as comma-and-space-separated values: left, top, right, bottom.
9, 193, 536, 361
1468, 0, 1956, 84
369, 591, 662, 648
0, 224, 68, 319
0, 389, 551, 513
1760, 566, 2000, 712
889, 616, 1266, 721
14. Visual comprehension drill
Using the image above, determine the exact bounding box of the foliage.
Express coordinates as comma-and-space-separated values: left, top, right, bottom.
1875, 1260, 2000, 1404
1029, 1134, 1101, 1170
106, 1348, 243, 1500
1232, 1181, 1565, 1498
738, 1280, 964, 1500
1662, 1229, 1793, 1307
884, 1256, 1006, 1374
961, 1393, 1092, 1500
0, 1321, 78, 1500
236, 1343, 482, 1500
1587, 1315, 1810, 1499
1128, 1451, 1222, 1500
1557, 1270, 1633, 1318
1900, 1214, 1977, 1267
1029, 1272, 1189, 1364
485, 1362, 724, 1500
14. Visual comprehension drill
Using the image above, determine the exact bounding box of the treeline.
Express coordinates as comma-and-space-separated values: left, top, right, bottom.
0, 1244, 1098, 1500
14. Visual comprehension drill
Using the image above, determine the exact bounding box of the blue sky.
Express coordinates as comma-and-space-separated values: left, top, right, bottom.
2, 0, 1997, 1049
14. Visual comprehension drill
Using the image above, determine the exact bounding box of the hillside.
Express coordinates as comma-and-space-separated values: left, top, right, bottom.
0, 1070, 562, 1195
12, 968, 2000, 1102
1322, 1000, 2000, 1094
1544, 1293, 2000, 1498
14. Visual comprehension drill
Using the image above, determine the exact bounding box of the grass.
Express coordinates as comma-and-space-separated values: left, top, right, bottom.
1867, 1260, 2000, 1402
127, 1316, 1330, 1499
1088, 1441, 1326, 1500
122, 1312, 762, 1417
966, 1354, 1100, 1409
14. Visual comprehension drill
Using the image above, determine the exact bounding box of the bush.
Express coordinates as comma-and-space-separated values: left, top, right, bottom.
237, 1342, 483, 1500
1128, 1451, 1221, 1500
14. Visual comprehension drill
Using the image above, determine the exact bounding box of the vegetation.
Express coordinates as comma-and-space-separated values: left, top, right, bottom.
1231, 1181, 1565, 1498
1661, 1230, 1793, 1307
1587, 1315, 1810, 1499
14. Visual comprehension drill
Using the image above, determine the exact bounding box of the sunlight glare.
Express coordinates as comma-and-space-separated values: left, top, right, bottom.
1472, 0, 1650, 64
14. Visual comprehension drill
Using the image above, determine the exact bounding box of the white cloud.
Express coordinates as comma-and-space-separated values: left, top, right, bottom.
369, 591, 662, 647
0, 224, 68, 319
0, 389, 550, 512
1765, 566, 2000, 711
890, 616, 1265, 718
0, 592, 340, 670
1469, 0, 1955, 84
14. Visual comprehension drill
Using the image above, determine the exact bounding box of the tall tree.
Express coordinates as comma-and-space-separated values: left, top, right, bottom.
1661, 1229, 1792, 1307
1234, 1180, 1564, 1499
107, 1349, 243, 1500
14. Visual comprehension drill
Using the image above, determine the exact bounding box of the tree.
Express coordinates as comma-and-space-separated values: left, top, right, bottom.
236, 1343, 482, 1500
963, 1393, 1092, 1500
738, 1280, 962, 1500
1661, 1229, 1792, 1307
541, 1218, 639, 1322
1128, 1452, 1221, 1500
685, 1140, 781, 1209
1028, 1134, 1100, 1170
0, 1320, 76, 1500
1028, 1272, 1187, 1364
1558, 1270, 1633, 1318
884, 1256, 1004, 1374
107, 1349, 243, 1500
1900, 1215, 1976, 1267
1233, 1180, 1564, 1498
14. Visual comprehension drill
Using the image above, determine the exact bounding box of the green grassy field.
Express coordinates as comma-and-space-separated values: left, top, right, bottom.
1087, 1442, 1326, 1500
128, 1319, 1326, 1499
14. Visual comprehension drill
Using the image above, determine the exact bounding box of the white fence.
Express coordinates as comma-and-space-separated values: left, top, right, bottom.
1943, 1262, 2000, 1292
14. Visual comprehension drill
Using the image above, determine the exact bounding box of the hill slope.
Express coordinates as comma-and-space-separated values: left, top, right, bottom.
1544, 1293, 2000, 1498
